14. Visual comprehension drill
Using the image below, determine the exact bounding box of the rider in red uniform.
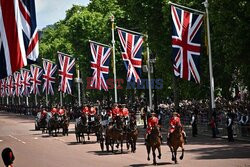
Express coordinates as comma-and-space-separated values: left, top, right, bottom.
51, 107, 57, 115
167, 112, 187, 143
89, 107, 97, 116
145, 112, 162, 143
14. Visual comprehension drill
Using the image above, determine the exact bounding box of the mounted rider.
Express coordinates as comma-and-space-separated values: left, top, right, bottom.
145, 112, 162, 144
167, 112, 187, 144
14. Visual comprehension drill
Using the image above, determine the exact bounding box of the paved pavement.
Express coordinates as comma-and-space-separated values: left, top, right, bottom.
0, 111, 250, 167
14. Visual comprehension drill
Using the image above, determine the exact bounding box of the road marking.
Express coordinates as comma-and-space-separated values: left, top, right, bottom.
34, 137, 38, 140
9, 135, 26, 144
0, 140, 3, 142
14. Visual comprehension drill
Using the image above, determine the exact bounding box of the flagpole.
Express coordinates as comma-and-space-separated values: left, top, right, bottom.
203, 0, 215, 110
111, 14, 118, 103
46, 92, 48, 107
26, 96, 29, 106
35, 94, 37, 106
6, 96, 9, 105
146, 35, 153, 110
77, 69, 82, 107
60, 91, 63, 107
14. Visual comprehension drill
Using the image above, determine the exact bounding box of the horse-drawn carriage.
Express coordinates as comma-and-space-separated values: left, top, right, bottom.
35, 108, 69, 136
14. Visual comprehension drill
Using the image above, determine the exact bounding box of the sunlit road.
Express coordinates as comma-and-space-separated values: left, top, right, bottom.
0, 111, 250, 167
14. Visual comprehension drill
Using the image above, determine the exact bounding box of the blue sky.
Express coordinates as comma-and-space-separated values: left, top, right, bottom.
36, 0, 90, 29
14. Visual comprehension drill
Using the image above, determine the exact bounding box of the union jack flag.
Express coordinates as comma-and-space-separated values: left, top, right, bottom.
0, 79, 3, 97
117, 28, 143, 83
7, 76, 14, 97
171, 5, 204, 83
58, 52, 75, 94
89, 41, 111, 91
21, 69, 30, 96
30, 65, 43, 95
2, 78, 8, 97
14, 72, 22, 97
0, 0, 39, 79
42, 60, 57, 95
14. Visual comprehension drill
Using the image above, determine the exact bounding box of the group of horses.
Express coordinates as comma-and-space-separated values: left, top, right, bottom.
145, 125, 185, 165
35, 111, 69, 136
34, 107, 185, 165
74, 111, 139, 154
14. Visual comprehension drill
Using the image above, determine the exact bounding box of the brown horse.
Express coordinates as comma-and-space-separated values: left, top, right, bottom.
146, 125, 161, 165
126, 118, 138, 153
168, 125, 185, 164
105, 116, 125, 153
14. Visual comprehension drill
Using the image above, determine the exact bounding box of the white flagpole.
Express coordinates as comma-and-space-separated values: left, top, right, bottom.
26, 96, 29, 106
77, 69, 81, 107
203, 0, 215, 109
111, 14, 118, 103
60, 91, 63, 107
6, 96, 9, 105
146, 35, 153, 110
35, 94, 37, 106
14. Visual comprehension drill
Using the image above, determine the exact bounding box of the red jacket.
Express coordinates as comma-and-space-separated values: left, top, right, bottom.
89, 107, 96, 116
146, 116, 159, 134
123, 108, 129, 117
169, 116, 181, 133
82, 107, 90, 115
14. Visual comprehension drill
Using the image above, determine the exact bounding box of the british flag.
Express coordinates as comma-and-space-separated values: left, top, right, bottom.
7, 76, 14, 97
117, 28, 143, 83
58, 52, 75, 94
42, 60, 57, 95
2, 78, 8, 97
14, 72, 22, 97
21, 69, 30, 96
0, 79, 3, 97
0, 0, 38, 79
171, 5, 204, 83
89, 41, 111, 91
30, 65, 43, 95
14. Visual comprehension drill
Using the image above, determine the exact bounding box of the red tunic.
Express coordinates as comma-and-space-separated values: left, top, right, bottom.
112, 107, 119, 118
51, 108, 57, 115
58, 109, 65, 116
169, 116, 181, 133
146, 116, 159, 134
123, 108, 129, 117
89, 107, 96, 116
82, 107, 89, 115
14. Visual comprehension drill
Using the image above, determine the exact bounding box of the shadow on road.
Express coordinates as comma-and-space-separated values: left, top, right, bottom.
186, 144, 250, 160
128, 162, 172, 167
87, 150, 129, 156
66, 141, 97, 145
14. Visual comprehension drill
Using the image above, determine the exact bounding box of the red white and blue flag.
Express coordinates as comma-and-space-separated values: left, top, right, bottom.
42, 60, 57, 95
21, 69, 30, 96
0, 79, 3, 97
117, 28, 143, 83
7, 76, 14, 97
58, 52, 75, 94
0, 0, 39, 79
171, 5, 204, 83
14, 72, 22, 97
30, 65, 43, 95
89, 41, 111, 91
2, 78, 8, 97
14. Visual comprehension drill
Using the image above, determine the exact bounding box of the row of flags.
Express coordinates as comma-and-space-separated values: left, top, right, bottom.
0, 2, 205, 99
0, 53, 75, 98
91, 5, 204, 91
89, 27, 144, 91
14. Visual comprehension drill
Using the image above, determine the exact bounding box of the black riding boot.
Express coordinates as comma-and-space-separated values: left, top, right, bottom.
183, 132, 187, 144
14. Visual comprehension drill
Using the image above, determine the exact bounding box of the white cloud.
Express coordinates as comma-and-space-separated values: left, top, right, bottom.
36, 0, 89, 29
